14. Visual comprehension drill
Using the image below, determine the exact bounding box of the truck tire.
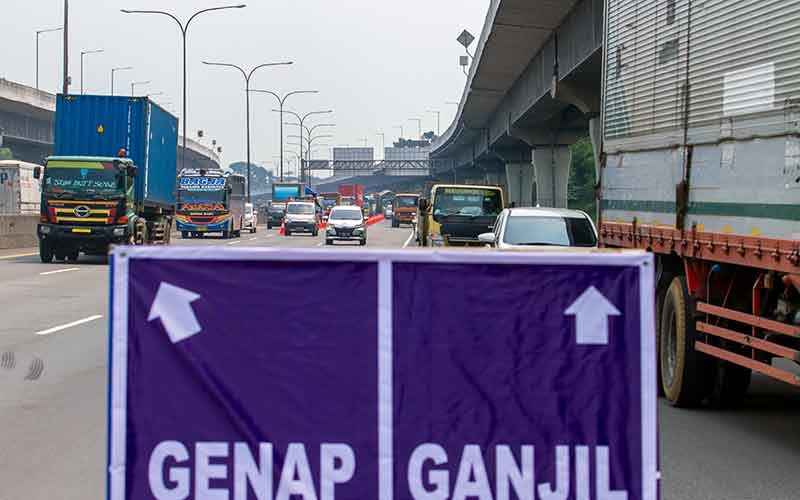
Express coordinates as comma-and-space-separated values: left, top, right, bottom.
392, 219, 399, 228
66, 250, 79, 262
655, 271, 676, 398
182, 231, 189, 239
39, 241, 54, 263
660, 276, 714, 407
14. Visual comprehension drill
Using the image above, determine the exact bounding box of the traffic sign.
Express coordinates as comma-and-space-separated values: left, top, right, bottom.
457, 29, 476, 49
109, 248, 657, 500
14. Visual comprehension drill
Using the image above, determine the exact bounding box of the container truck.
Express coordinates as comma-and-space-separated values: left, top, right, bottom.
598, 0, 800, 407
337, 184, 364, 207
0, 160, 41, 215
35, 95, 178, 262
175, 168, 246, 238
272, 182, 305, 203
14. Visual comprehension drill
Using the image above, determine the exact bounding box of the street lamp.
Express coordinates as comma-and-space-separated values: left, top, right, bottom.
35, 27, 63, 90
409, 118, 423, 140
131, 80, 150, 96
249, 89, 318, 181
426, 110, 441, 136
277, 109, 333, 183
121, 4, 247, 171
111, 66, 133, 96
203, 60, 293, 202
80, 49, 103, 94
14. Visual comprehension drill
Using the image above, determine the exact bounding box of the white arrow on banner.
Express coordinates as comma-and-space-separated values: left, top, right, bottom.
147, 282, 202, 344
565, 286, 621, 345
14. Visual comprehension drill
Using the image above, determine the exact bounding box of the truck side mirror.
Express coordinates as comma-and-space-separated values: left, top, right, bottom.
126, 165, 138, 178
33, 166, 42, 179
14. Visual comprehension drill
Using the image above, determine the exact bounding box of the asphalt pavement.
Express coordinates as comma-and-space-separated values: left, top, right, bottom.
0, 222, 798, 499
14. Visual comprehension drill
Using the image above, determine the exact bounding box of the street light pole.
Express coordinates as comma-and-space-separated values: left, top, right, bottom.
121, 4, 247, 171
110, 66, 133, 96
409, 118, 423, 139
35, 27, 63, 90
377, 133, 385, 159
131, 80, 151, 96
278, 109, 333, 183
426, 110, 441, 136
80, 49, 104, 94
249, 90, 318, 182
203, 61, 293, 202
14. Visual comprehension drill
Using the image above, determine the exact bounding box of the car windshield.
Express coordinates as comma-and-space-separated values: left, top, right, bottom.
287, 203, 315, 215
503, 215, 597, 247
396, 196, 417, 208
269, 205, 285, 213
433, 188, 502, 218
44, 164, 122, 195
331, 209, 363, 221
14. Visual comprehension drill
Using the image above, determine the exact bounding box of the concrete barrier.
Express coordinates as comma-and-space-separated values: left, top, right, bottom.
0, 215, 38, 249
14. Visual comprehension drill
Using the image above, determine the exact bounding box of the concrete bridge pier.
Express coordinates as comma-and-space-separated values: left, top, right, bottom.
504, 162, 535, 207
533, 146, 572, 208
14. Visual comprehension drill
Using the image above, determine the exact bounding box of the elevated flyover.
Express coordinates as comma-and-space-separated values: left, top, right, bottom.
430, 0, 604, 207
0, 78, 220, 169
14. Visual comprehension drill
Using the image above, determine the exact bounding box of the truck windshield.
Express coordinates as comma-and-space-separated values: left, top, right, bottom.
503, 216, 597, 247
44, 164, 122, 195
287, 204, 315, 215
396, 196, 417, 208
433, 188, 501, 219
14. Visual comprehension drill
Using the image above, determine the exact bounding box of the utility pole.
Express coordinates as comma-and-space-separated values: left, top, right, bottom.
62, 0, 69, 94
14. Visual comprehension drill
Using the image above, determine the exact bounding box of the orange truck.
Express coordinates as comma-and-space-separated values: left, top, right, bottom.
391, 193, 419, 228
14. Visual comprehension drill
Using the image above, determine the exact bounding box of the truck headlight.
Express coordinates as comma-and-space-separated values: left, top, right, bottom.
113, 227, 126, 236
39, 225, 51, 234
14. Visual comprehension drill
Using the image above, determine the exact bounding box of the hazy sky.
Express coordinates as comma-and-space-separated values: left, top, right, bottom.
2, 1, 487, 173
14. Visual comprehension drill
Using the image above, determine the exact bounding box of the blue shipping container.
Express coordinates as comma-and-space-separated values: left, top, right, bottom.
54, 94, 178, 208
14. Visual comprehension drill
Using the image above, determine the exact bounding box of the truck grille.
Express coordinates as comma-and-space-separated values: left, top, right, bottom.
48, 200, 117, 225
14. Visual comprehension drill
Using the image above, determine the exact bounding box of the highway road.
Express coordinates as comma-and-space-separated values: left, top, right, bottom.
0, 221, 798, 499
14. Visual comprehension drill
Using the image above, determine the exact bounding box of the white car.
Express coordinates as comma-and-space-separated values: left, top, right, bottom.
478, 207, 598, 249
284, 202, 319, 236
244, 203, 258, 234
326, 206, 367, 246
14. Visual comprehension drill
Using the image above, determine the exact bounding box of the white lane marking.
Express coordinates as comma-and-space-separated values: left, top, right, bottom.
265, 234, 275, 238
0, 252, 39, 260
249, 237, 258, 241
226, 240, 241, 245
39, 267, 80, 276
35, 314, 103, 336
402, 230, 416, 248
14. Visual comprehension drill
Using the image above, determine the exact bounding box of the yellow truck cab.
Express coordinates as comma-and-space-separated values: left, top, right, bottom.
417, 184, 504, 247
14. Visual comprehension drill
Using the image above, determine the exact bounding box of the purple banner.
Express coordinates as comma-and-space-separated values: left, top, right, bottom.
109, 248, 657, 500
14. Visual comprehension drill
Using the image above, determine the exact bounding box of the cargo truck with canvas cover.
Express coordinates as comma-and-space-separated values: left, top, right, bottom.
417, 184, 504, 247
176, 168, 246, 238
598, 0, 800, 406
35, 95, 178, 263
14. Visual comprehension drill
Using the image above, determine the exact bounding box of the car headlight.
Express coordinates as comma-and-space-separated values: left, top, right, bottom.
39, 225, 51, 234
113, 227, 126, 236
327, 226, 336, 233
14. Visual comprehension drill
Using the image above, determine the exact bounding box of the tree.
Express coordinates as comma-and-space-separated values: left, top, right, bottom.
228, 162, 273, 193
568, 139, 597, 218
0, 148, 13, 161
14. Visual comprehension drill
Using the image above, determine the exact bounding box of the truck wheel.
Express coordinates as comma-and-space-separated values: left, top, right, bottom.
182, 231, 189, 239
267, 223, 272, 230
285, 229, 291, 236
39, 241, 54, 263
660, 276, 714, 407
392, 219, 399, 228
66, 250, 79, 262
655, 271, 676, 398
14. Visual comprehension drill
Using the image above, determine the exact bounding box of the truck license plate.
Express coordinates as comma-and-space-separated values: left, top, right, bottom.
71, 228, 91, 234
197, 227, 207, 232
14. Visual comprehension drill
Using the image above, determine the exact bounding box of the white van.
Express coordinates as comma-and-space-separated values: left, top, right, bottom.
0, 160, 42, 215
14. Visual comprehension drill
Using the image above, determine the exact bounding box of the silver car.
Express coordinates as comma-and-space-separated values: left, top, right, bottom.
478, 207, 598, 249
326, 206, 367, 246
